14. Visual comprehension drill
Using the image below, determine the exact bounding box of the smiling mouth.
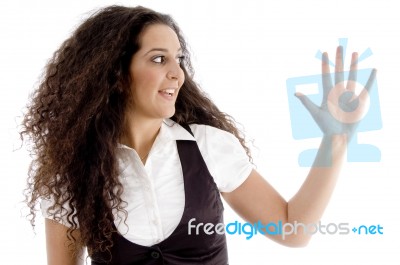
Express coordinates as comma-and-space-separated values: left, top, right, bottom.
159, 88, 176, 97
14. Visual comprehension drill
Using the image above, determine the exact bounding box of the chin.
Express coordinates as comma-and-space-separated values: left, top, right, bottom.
161, 108, 176, 119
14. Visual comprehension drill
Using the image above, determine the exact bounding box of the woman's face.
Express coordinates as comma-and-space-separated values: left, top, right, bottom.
128, 23, 185, 121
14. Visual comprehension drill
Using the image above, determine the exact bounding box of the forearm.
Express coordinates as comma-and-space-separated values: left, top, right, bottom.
288, 135, 347, 225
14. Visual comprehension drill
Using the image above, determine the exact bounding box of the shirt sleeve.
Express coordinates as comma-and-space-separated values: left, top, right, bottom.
40, 194, 78, 228
189, 124, 254, 192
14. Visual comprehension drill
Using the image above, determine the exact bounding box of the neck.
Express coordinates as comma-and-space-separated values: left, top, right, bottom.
120, 115, 163, 160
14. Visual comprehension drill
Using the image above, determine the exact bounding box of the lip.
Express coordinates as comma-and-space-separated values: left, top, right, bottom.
158, 88, 178, 100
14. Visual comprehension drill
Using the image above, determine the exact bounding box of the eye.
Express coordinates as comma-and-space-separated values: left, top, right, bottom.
176, 55, 185, 64
152, 56, 165, 64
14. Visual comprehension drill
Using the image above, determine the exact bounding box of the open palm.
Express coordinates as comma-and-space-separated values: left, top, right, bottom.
296, 46, 376, 137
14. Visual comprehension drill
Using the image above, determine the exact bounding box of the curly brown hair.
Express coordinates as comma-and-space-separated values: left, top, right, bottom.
21, 5, 251, 259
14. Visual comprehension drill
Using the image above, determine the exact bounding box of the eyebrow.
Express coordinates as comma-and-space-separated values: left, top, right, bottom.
144, 47, 182, 56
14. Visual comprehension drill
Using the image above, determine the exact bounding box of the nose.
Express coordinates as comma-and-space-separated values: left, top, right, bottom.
167, 62, 184, 81
167, 70, 178, 80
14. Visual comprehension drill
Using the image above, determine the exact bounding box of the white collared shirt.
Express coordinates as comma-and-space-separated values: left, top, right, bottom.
41, 119, 253, 246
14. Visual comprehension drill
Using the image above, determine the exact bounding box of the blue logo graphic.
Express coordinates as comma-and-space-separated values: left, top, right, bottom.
286, 38, 382, 167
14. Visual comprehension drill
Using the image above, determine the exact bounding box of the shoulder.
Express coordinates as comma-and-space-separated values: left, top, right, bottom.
162, 119, 238, 143
188, 123, 246, 158
188, 123, 238, 144
186, 123, 253, 192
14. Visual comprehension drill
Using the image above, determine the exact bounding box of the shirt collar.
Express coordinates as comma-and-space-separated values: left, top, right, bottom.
160, 118, 195, 141
117, 118, 195, 150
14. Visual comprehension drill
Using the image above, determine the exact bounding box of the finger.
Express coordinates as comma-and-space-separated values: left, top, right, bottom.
295, 93, 320, 117
365, 68, 377, 93
347, 52, 358, 91
335, 46, 344, 85
321, 52, 332, 103
359, 68, 377, 101
364, 69, 376, 93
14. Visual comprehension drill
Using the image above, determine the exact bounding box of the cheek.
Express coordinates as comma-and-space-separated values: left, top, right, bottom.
132, 68, 161, 93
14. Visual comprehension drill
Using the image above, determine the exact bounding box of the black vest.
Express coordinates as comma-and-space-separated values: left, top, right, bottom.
91, 125, 229, 264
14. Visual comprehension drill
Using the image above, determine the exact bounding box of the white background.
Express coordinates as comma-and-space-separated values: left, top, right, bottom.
1, 0, 399, 264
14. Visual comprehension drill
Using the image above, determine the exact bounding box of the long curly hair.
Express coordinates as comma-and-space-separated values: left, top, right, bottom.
21, 5, 251, 258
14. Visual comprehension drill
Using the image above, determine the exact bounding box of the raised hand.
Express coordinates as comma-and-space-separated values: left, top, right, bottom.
295, 46, 376, 138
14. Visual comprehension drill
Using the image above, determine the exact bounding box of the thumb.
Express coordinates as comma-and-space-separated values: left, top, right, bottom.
295, 92, 319, 115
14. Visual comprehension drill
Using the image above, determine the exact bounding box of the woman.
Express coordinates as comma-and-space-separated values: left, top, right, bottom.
21, 5, 375, 265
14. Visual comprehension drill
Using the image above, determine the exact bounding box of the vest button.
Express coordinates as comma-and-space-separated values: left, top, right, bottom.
151, 251, 160, 259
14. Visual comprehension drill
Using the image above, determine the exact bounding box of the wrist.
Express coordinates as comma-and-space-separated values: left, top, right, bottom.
322, 134, 348, 146
313, 134, 347, 167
